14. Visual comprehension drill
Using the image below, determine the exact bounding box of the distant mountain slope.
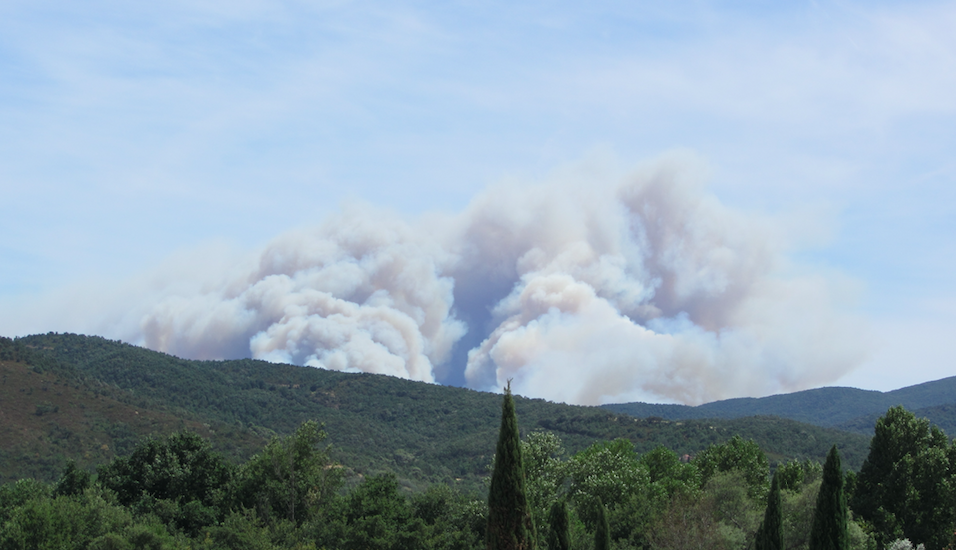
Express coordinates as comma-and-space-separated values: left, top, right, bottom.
907, 403, 956, 436
5, 333, 872, 491
885, 376, 956, 409
603, 376, 956, 435
603, 387, 893, 426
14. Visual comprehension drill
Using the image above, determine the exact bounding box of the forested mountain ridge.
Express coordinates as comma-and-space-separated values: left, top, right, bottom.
3, 333, 875, 489
602, 376, 956, 434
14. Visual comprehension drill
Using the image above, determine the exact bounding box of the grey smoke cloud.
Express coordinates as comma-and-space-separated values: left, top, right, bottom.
133, 155, 866, 405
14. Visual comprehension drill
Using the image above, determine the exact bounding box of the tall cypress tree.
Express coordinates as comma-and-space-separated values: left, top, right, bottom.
487, 382, 536, 550
546, 500, 570, 550
809, 445, 849, 550
594, 498, 611, 550
756, 471, 784, 550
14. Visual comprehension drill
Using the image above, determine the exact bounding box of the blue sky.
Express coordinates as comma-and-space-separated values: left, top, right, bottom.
2, 0, 954, 401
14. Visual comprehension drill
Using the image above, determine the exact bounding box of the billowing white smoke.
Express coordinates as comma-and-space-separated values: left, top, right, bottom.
133, 155, 865, 405
139, 211, 465, 382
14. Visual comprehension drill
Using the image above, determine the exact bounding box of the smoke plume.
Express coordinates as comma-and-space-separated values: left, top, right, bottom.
129, 155, 866, 405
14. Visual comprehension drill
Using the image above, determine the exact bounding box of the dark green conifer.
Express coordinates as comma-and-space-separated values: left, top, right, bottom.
546, 500, 570, 550
755, 471, 783, 550
809, 445, 849, 550
594, 498, 610, 550
487, 382, 536, 550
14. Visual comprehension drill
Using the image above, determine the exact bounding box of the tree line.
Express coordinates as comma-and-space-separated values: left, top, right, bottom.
0, 395, 953, 549
488, 391, 955, 550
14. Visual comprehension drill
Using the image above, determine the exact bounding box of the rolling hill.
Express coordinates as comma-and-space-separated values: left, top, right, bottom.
602, 376, 956, 435
1, 333, 888, 492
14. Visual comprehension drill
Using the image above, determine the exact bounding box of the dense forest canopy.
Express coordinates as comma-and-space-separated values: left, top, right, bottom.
1, 403, 953, 549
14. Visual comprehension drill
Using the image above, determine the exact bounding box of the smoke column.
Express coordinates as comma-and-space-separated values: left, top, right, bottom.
130, 155, 866, 405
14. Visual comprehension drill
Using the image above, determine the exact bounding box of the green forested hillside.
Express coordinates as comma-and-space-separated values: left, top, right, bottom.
884, 375, 956, 408
3, 333, 871, 491
603, 387, 890, 426
836, 402, 956, 436
4, 333, 955, 550
0, 340, 266, 484
603, 377, 956, 436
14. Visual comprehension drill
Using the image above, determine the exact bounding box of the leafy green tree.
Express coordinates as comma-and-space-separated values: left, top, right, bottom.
566, 438, 653, 547
640, 444, 701, 527
851, 406, 955, 550
0, 487, 140, 550
694, 435, 770, 500
781, 476, 820, 550
411, 484, 485, 550
522, 431, 568, 533
755, 471, 783, 550
703, 470, 762, 548
337, 473, 426, 550
594, 498, 610, 550
640, 445, 700, 497
809, 445, 848, 550
0, 478, 51, 525
98, 430, 233, 509
96, 429, 234, 536
776, 458, 822, 493
546, 500, 570, 550
54, 461, 91, 497
566, 439, 649, 526
233, 420, 340, 526
487, 383, 536, 550
201, 508, 278, 550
